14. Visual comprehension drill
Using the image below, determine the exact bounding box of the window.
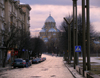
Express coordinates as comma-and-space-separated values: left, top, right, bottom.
2, 36, 4, 46
1, 23, 5, 30
0, 50, 2, 62
2, 10, 4, 17
9, 6, 11, 12
15, 10, 17, 17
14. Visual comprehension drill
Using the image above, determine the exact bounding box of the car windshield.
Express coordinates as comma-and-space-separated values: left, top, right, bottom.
14, 59, 23, 62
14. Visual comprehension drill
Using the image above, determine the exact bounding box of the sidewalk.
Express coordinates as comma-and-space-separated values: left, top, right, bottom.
64, 57, 100, 78
0, 64, 12, 72
64, 61, 84, 78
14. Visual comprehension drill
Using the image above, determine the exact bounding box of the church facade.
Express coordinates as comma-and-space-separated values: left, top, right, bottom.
39, 14, 60, 43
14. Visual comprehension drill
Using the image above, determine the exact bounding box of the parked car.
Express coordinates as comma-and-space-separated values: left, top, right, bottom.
25, 59, 32, 67
42, 57, 46, 61
40, 58, 43, 62
11, 58, 26, 68
32, 58, 40, 63
29, 60, 32, 66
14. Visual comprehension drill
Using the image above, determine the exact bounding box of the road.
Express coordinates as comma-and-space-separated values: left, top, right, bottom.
0, 54, 74, 78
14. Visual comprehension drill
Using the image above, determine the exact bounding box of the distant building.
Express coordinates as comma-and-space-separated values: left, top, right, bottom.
39, 14, 60, 43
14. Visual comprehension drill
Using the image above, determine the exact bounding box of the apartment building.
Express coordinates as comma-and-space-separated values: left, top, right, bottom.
0, 0, 31, 66
0, 0, 5, 66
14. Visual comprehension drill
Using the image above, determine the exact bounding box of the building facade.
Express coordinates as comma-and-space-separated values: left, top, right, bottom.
0, 0, 31, 65
0, 0, 5, 66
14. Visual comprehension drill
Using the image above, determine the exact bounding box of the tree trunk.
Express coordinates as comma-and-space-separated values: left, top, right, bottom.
2, 48, 7, 67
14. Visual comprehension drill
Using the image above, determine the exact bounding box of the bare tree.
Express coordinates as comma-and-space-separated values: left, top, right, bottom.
30, 37, 46, 58
17, 29, 31, 58
58, 14, 95, 57
1, 25, 19, 67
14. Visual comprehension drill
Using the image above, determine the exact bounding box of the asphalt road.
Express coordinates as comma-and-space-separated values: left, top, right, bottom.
0, 54, 74, 78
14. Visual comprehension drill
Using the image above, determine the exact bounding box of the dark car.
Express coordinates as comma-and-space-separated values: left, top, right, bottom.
12, 58, 26, 68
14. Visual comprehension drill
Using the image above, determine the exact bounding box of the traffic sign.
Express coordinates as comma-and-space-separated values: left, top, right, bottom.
75, 46, 81, 52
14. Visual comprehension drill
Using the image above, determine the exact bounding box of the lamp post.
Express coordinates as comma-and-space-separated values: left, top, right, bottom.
64, 17, 73, 63
82, 0, 91, 76
72, 0, 78, 69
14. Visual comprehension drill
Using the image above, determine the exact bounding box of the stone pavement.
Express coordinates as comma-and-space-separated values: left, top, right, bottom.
0, 54, 74, 78
1, 55, 100, 78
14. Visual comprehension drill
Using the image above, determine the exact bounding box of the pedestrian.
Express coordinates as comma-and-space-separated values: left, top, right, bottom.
52, 52, 54, 56
26, 58, 29, 67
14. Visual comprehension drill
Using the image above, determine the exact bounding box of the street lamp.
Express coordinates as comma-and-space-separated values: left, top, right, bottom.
64, 17, 73, 63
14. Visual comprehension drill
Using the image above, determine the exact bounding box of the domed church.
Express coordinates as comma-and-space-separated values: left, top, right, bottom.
39, 14, 60, 43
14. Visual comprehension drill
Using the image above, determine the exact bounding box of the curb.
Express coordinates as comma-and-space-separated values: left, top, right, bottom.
64, 63, 76, 78
63, 61, 84, 78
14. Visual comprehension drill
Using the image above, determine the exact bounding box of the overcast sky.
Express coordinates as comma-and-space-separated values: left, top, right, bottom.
20, 0, 100, 37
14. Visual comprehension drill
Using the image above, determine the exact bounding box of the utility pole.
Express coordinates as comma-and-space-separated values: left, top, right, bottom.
82, 0, 86, 76
64, 18, 73, 63
86, 0, 91, 70
72, 0, 78, 69
73, 0, 75, 69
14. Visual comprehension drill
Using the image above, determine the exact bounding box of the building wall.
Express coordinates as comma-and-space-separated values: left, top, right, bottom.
0, 0, 31, 66
0, 0, 5, 65
19, 4, 31, 32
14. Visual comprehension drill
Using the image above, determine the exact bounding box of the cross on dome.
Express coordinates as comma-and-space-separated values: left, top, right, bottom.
45, 14, 55, 23
49, 12, 51, 16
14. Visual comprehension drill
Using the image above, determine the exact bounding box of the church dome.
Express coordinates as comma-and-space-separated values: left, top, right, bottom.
40, 28, 46, 32
42, 25, 45, 29
45, 14, 55, 23
48, 28, 56, 32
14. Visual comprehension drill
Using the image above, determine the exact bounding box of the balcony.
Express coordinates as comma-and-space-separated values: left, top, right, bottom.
21, 20, 24, 23
2, 5, 4, 9
1, 29, 5, 36
10, 12, 16, 17
10, 22, 15, 26
0, 0, 4, 5
16, 17, 20, 21
0, 16, 5, 22
27, 24, 30, 28
2, 18, 5, 22
9, 0, 13, 3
